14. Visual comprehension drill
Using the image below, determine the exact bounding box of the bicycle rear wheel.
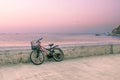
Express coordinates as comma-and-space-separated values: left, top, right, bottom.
30, 50, 45, 65
52, 48, 64, 62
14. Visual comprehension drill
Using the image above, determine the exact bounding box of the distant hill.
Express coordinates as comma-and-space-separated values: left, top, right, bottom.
112, 25, 120, 35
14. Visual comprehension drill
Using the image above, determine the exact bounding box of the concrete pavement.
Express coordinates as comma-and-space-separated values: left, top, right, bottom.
0, 54, 120, 80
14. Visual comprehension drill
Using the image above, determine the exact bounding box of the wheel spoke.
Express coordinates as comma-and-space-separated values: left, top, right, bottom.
30, 50, 44, 65
53, 48, 64, 62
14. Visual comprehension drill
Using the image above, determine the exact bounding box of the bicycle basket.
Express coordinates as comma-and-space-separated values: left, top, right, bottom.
31, 41, 39, 50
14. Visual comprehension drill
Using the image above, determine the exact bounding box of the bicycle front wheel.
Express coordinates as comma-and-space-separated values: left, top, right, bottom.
52, 48, 64, 62
30, 50, 45, 65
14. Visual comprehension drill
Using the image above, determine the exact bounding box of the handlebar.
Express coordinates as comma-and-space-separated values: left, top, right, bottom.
36, 38, 43, 43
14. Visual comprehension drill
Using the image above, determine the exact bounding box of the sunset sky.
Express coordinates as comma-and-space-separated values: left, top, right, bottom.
0, 0, 120, 33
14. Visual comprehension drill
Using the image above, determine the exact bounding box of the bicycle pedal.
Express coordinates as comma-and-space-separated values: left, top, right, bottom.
47, 54, 53, 59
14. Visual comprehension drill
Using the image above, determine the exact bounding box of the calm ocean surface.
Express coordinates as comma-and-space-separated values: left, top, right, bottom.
0, 33, 120, 50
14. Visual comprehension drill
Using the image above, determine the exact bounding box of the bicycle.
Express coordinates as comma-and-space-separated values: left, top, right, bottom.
30, 38, 64, 65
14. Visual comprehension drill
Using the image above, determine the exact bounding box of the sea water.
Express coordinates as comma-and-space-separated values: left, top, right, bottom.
0, 33, 120, 50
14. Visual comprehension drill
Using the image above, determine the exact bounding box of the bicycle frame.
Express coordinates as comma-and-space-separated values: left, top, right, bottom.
39, 45, 49, 55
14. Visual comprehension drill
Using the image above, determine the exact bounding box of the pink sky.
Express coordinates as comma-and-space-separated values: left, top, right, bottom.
0, 0, 120, 33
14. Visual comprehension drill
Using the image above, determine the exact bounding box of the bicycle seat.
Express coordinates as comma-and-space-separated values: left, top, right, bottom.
49, 44, 54, 47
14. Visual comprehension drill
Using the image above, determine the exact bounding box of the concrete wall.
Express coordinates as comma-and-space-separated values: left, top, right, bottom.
0, 50, 31, 65
62, 45, 111, 59
0, 44, 120, 65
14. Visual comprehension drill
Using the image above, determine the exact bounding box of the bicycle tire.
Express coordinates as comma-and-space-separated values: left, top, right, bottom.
30, 50, 45, 65
52, 48, 64, 62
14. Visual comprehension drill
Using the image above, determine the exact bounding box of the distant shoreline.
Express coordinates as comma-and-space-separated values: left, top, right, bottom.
1, 41, 120, 51
0, 33, 120, 51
